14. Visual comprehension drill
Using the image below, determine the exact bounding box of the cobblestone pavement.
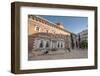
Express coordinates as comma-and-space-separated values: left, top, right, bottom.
28, 49, 88, 61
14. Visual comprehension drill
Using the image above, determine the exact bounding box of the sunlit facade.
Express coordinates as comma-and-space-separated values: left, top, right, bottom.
28, 15, 71, 51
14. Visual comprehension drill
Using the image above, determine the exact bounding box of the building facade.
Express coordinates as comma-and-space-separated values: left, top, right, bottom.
78, 29, 88, 42
28, 15, 71, 52
77, 29, 88, 48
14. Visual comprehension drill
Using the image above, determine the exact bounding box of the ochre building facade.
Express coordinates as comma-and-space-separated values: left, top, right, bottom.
28, 15, 71, 52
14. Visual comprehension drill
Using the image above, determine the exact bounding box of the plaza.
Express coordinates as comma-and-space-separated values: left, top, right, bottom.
28, 49, 88, 60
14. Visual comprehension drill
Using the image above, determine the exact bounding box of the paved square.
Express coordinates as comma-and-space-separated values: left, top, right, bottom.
28, 49, 88, 60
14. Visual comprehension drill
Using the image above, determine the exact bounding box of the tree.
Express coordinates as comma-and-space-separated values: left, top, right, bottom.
58, 43, 59, 48
80, 40, 88, 49
78, 34, 81, 48
71, 34, 74, 49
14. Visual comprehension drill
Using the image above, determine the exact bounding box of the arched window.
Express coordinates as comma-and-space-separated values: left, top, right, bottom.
58, 43, 60, 48
46, 41, 49, 48
39, 40, 43, 48
35, 26, 40, 32
52, 30, 55, 34
61, 43, 63, 48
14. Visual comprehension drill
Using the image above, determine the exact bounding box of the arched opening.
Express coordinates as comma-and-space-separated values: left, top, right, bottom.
39, 40, 43, 48
61, 43, 63, 48
58, 42, 60, 48
46, 41, 49, 48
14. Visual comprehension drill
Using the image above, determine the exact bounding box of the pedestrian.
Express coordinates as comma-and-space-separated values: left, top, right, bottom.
67, 48, 71, 52
42, 49, 49, 55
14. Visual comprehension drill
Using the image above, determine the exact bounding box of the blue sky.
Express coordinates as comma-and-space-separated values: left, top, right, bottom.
40, 15, 88, 34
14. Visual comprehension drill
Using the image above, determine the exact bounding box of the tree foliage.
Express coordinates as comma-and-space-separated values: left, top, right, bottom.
80, 40, 88, 49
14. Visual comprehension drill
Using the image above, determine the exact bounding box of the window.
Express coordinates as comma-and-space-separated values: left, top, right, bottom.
39, 40, 43, 48
58, 43, 60, 48
36, 27, 39, 31
52, 30, 55, 34
61, 43, 64, 48
35, 26, 40, 32
46, 41, 49, 48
